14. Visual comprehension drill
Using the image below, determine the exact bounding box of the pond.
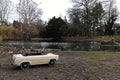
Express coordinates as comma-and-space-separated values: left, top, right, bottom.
5, 41, 101, 51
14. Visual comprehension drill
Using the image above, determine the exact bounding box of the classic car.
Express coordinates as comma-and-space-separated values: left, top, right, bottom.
11, 52, 59, 70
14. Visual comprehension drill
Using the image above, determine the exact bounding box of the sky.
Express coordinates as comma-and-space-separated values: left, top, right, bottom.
11, 0, 72, 22
116, 0, 120, 22
11, 0, 120, 22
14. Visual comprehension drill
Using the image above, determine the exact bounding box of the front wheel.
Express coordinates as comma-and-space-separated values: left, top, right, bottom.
49, 60, 56, 66
20, 62, 30, 70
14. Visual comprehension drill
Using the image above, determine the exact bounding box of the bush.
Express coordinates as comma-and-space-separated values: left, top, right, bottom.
0, 26, 22, 40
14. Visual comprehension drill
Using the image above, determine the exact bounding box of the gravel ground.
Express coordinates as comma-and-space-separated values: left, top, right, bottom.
0, 47, 120, 80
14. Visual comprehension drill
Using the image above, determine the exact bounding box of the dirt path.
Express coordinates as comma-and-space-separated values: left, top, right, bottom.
0, 48, 120, 80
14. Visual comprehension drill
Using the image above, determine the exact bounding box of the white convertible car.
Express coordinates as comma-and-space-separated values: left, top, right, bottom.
11, 52, 59, 70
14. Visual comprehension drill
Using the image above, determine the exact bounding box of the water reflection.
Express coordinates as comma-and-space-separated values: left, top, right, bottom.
6, 41, 101, 51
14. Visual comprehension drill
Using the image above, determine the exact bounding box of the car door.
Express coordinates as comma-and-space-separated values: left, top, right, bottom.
26, 54, 49, 65
24, 55, 39, 65
36, 54, 50, 64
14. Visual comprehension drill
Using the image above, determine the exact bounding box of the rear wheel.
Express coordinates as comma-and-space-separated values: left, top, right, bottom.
49, 60, 56, 66
20, 62, 30, 70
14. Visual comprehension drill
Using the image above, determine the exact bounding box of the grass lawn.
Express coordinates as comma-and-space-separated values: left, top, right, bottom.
31, 35, 120, 42
1, 50, 120, 80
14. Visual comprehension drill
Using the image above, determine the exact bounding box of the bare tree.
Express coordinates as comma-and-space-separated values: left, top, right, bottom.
16, 0, 42, 25
103, 0, 118, 35
69, 0, 103, 37
68, 0, 118, 36
0, 0, 13, 25
16, 0, 42, 40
